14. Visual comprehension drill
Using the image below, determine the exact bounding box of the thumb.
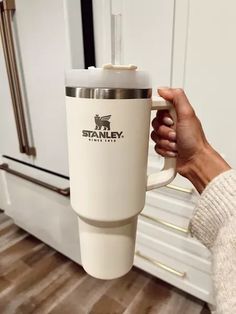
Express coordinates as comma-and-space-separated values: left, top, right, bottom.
158, 88, 194, 119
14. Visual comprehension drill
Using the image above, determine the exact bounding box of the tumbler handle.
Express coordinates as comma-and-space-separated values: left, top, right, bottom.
147, 97, 177, 191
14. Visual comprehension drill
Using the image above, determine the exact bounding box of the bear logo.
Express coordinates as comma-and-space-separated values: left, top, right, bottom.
94, 115, 111, 130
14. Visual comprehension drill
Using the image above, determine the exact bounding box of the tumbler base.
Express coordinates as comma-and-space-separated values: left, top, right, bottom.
78, 216, 138, 280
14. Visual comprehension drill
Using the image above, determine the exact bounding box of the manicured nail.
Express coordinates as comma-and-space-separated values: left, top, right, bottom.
169, 142, 177, 150
163, 117, 174, 126
169, 132, 176, 140
157, 87, 171, 95
158, 86, 170, 90
167, 151, 177, 157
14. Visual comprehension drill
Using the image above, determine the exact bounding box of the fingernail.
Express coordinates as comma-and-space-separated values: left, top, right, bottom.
169, 142, 177, 150
157, 87, 171, 94
158, 86, 170, 90
163, 117, 174, 126
169, 132, 176, 140
167, 151, 177, 157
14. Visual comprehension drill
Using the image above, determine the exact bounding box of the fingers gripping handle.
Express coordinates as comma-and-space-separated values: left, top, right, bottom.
147, 97, 177, 191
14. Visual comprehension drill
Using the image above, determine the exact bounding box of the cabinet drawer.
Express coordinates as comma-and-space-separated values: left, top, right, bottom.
138, 217, 211, 260
146, 190, 195, 219
143, 190, 195, 237
141, 204, 190, 235
136, 227, 211, 272
0, 157, 81, 264
135, 233, 213, 303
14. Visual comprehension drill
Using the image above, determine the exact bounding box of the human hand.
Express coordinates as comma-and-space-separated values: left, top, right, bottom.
151, 88, 230, 192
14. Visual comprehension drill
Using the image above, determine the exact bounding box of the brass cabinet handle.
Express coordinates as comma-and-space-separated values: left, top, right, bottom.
140, 212, 189, 234
0, 0, 36, 156
0, 163, 70, 197
166, 184, 193, 194
0, 1, 24, 153
135, 250, 186, 278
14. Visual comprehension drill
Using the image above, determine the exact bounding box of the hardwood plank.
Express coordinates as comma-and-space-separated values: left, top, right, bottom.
17, 263, 86, 314
178, 297, 205, 314
1, 260, 30, 283
0, 251, 70, 313
0, 223, 18, 237
0, 214, 210, 314
49, 298, 86, 314
22, 243, 53, 267
0, 277, 10, 294
157, 290, 188, 314
157, 288, 204, 314
0, 213, 11, 225
0, 219, 13, 233
90, 294, 125, 314
124, 277, 172, 314
0, 231, 28, 254
106, 267, 149, 307
0, 235, 41, 269
1, 244, 53, 285
50, 274, 113, 313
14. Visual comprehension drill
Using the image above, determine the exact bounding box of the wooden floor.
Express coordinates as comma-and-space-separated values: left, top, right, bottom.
0, 211, 210, 314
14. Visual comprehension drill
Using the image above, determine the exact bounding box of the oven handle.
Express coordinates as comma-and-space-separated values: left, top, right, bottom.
0, 1, 24, 153
0, 0, 36, 156
0, 163, 70, 197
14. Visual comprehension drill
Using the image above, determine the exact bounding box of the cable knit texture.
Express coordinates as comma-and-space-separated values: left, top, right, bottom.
189, 169, 236, 314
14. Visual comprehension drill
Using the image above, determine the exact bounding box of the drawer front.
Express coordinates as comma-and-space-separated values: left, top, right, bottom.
0, 157, 81, 264
138, 217, 211, 260
141, 205, 190, 235
143, 187, 196, 237
135, 233, 214, 303
136, 229, 211, 273
146, 190, 195, 219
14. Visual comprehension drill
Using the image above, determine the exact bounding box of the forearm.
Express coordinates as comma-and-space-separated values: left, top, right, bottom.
185, 144, 231, 194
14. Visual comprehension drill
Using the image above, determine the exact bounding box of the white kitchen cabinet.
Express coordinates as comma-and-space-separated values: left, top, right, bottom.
1, 156, 81, 263
0, 0, 84, 176
135, 234, 213, 303
92, 0, 215, 302
172, 0, 236, 168
136, 0, 236, 303
93, 0, 175, 88
137, 217, 210, 259
93, 0, 196, 192
94, 0, 236, 303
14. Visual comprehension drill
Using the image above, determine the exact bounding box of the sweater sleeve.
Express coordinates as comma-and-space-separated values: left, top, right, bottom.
189, 169, 236, 314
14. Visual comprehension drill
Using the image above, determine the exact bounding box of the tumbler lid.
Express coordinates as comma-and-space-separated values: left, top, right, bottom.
65, 64, 151, 89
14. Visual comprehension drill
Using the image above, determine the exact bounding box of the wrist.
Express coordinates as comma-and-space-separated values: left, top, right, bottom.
185, 144, 231, 193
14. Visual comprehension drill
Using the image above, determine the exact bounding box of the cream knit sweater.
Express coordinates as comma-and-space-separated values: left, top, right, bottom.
189, 169, 236, 314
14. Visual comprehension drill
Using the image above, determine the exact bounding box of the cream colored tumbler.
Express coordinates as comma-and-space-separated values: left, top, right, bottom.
65, 65, 176, 279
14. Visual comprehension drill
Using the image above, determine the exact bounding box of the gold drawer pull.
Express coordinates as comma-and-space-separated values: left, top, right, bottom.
140, 213, 189, 234
166, 184, 193, 194
135, 250, 186, 278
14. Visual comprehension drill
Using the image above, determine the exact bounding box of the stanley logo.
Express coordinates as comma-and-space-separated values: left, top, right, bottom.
82, 115, 124, 142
